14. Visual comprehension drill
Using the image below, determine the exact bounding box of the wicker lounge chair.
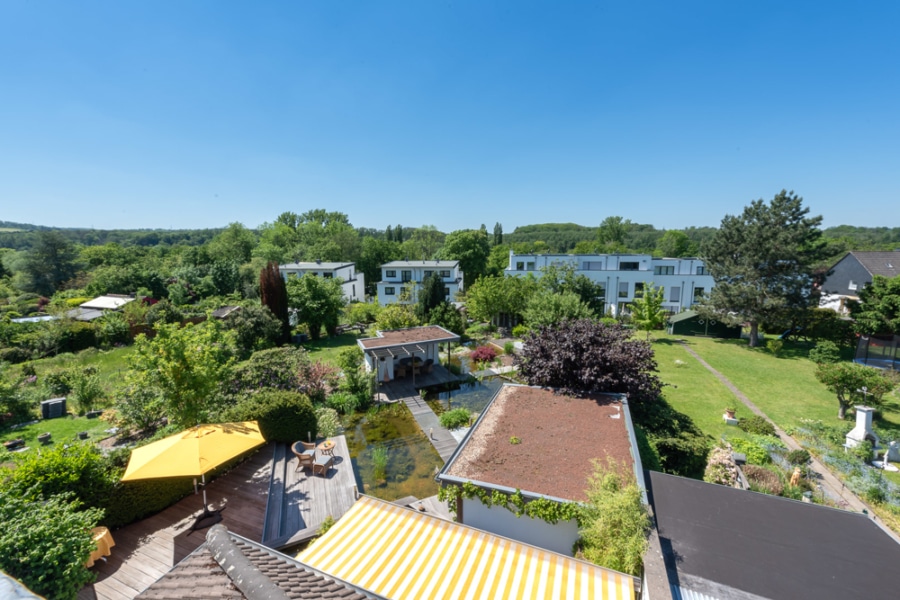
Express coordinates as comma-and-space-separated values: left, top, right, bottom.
291, 441, 315, 472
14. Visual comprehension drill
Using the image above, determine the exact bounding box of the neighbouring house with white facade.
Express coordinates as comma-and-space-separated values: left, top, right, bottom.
818, 251, 900, 315
504, 251, 715, 316
278, 261, 365, 303
437, 384, 645, 557
375, 260, 463, 306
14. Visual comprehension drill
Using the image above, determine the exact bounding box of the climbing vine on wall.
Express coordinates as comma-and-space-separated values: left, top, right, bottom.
438, 482, 585, 526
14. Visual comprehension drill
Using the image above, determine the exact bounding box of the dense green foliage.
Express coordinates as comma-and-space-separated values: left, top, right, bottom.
0, 487, 102, 600
579, 459, 650, 576
438, 407, 472, 429
850, 274, 900, 336
287, 272, 346, 340
814, 361, 897, 418
738, 415, 777, 437
222, 390, 317, 443
700, 190, 828, 347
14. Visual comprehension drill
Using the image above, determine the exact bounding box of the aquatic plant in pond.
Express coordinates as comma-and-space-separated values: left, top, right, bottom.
342, 404, 442, 501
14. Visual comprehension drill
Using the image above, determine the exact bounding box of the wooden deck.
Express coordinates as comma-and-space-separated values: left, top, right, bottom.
262, 435, 359, 548
380, 365, 461, 461
78, 446, 272, 600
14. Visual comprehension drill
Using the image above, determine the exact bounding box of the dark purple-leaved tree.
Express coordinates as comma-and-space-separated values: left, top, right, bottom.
259, 261, 291, 345
516, 319, 663, 417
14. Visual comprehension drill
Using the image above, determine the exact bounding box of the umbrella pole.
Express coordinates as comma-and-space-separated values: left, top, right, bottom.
201, 473, 210, 515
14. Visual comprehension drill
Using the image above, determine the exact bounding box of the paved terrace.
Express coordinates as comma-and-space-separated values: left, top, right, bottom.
378, 363, 460, 461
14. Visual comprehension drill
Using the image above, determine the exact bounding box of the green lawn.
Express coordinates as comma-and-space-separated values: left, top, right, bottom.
300, 333, 365, 367
1, 413, 112, 447
651, 337, 748, 442
651, 333, 900, 438
18, 346, 135, 386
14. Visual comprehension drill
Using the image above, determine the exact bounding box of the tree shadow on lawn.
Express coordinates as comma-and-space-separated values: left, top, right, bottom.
705, 337, 816, 361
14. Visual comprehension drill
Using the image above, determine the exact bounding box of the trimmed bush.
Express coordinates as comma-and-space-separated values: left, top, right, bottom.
222, 390, 317, 444
808, 340, 840, 364
729, 437, 770, 465
738, 415, 777, 437
785, 449, 811, 465
469, 345, 497, 364
439, 407, 472, 429
326, 391, 360, 415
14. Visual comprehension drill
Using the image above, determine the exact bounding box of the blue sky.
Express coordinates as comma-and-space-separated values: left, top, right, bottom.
1, 1, 898, 232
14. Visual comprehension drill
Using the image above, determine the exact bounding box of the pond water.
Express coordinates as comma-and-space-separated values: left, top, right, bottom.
423, 376, 504, 416
342, 404, 443, 501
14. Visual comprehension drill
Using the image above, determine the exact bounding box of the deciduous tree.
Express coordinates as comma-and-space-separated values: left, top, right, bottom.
814, 361, 896, 419
523, 290, 593, 328
286, 273, 346, 340
259, 261, 291, 344
629, 283, 667, 339
441, 228, 491, 282
701, 190, 827, 347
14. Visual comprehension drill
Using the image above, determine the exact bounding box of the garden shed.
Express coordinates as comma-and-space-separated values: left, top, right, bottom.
666, 310, 742, 338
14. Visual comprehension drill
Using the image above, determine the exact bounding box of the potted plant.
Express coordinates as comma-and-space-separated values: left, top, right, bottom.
724, 407, 737, 419
77, 431, 89, 440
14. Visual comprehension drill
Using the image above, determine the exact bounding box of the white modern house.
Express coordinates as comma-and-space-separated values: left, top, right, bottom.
375, 260, 463, 306
504, 251, 715, 315
278, 261, 366, 303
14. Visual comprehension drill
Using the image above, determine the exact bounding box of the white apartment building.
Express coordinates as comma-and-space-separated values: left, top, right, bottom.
278, 261, 366, 303
504, 251, 715, 315
376, 260, 464, 306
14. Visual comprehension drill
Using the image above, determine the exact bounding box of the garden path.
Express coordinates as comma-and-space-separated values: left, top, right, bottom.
678, 341, 900, 543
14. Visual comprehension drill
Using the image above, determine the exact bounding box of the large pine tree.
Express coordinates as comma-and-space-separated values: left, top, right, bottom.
700, 190, 827, 347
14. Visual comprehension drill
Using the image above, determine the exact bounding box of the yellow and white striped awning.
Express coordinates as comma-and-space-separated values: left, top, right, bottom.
299, 495, 637, 600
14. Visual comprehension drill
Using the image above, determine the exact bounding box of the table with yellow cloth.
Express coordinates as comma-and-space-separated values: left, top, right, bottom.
86, 526, 115, 567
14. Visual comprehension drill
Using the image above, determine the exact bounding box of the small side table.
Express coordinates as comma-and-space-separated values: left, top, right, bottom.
318, 440, 336, 456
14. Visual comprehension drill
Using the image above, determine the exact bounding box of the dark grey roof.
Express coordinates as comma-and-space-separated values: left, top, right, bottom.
211, 305, 242, 319
667, 310, 698, 324
646, 470, 900, 600
380, 260, 459, 268
849, 251, 900, 278
137, 525, 378, 600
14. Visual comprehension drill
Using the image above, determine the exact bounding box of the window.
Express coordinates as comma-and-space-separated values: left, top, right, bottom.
635, 283, 645, 296
618, 282, 629, 298
696, 266, 707, 275
385, 287, 396, 296
669, 286, 681, 303
424, 270, 433, 279
597, 283, 606, 302
386, 270, 396, 278
693, 287, 705, 303
287, 272, 298, 279
444, 286, 450, 297
311, 272, 318, 277
440, 270, 451, 278
583, 261, 604, 270
848, 280, 858, 291
401, 270, 412, 282
620, 262, 639, 271
516, 262, 525, 271
654, 266, 674, 276
526, 262, 535, 271
323, 273, 333, 279
352, 284, 356, 297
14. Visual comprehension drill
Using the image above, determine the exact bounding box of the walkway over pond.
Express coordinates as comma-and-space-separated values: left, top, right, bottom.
379, 364, 461, 461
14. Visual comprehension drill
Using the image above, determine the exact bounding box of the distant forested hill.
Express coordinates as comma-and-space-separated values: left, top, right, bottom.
0, 226, 224, 250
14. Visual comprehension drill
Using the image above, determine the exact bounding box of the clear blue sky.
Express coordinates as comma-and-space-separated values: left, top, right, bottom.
1, 1, 898, 232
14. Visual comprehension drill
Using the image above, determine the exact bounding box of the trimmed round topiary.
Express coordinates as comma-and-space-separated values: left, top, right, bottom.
785, 449, 811, 465
223, 390, 317, 443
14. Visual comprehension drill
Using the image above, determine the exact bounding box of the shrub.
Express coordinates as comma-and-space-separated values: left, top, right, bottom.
227, 346, 308, 398
469, 345, 497, 364
503, 341, 515, 355
511, 324, 529, 338
222, 304, 283, 358
0, 346, 31, 364
738, 415, 777, 437
579, 459, 650, 577
785, 449, 811, 465
0, 487, 103, 600
59, 321, 98, 353
315, 406, 341, 438
222, 390, 317, 444
68, 366, 105, 414
703, 446, 738, 486
145, 299, 184, 326
729, 437, 770, 465
439, 407, 472, 429
808, 340, 840, 364
766, 339, 783, 357
326, 391, 360, 415
743, 465, 784, 496
97, 312, 131, 346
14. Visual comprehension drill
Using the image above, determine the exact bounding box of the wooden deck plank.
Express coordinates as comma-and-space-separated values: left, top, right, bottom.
261, 435, 359, 548
78, 447, 271, 600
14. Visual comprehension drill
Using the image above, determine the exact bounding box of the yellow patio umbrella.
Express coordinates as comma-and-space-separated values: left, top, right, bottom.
121, 421, 266, 522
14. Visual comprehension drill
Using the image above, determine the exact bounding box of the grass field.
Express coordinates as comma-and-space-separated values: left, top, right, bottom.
300, 333, 365, 366
0, 413, 112, 446
651, 337, 749, 442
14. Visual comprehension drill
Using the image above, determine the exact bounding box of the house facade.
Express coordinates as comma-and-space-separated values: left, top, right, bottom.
278, 261, 366, 303
819, 251, 900, 314
375, 260, 463, 306
504, 251, 715, 315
